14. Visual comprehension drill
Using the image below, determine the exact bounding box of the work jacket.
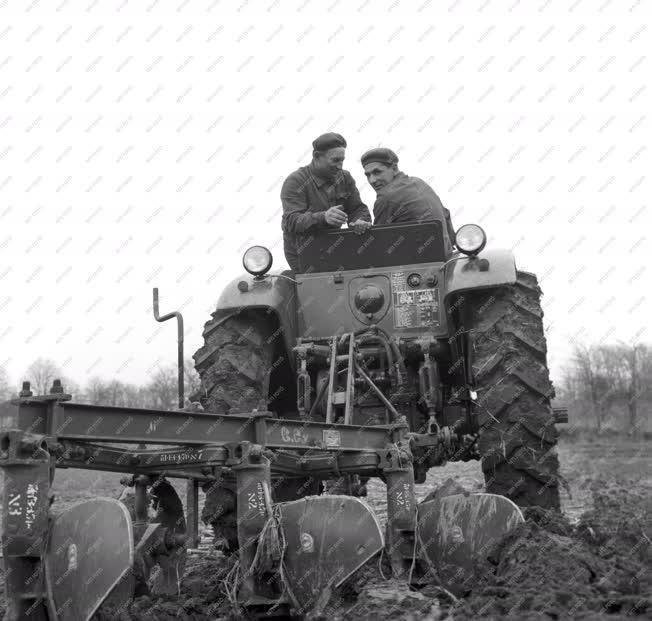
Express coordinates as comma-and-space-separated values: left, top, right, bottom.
372, 172, 455, 252
281, 164, 371, 271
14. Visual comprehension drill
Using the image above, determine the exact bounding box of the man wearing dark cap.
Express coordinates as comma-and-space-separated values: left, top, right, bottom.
361, 147, 456, 253
281, 132, 372, 271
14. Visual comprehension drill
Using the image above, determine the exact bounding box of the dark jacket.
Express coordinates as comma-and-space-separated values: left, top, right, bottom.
373, 172, 455, 252
281, 164, 371, 271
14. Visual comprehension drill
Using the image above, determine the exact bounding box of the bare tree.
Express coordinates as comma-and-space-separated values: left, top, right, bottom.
83, 376, 151, 408
105, 380, 127, 407
140, 359, 201, 410
594, 342, 652, 436
595, 345, 626, 415
24, 358, 63, 395
639, 345, 652, 413
146, 366, 179, 410
84, 376, 109, 404
622, 343, 650, 438
567, 342, 652, 434
122, 384, 150, 409
573, 344, 606, 433
184, 358, 201, 403
0, 366, 12, 400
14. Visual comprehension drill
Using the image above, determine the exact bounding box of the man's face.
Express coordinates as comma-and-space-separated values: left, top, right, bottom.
314, 147, 345, 178
363, 162, 397, 192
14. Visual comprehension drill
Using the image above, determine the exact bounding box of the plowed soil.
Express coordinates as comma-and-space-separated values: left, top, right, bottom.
1, 439, 650, 620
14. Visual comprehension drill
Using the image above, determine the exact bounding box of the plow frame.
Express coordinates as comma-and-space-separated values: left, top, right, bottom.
0, 382, 457, 619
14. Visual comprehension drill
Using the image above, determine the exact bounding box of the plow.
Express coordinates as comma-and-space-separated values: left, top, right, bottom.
1, 220, 566, 619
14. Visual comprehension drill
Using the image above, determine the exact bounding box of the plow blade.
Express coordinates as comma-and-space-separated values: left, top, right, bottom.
417, 492, 524, 593
278, 495, 384, 613
44, 498, 134, 621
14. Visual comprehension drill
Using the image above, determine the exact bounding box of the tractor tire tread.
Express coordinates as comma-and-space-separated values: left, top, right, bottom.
192, 312, 273, 414
467, 270, 562, 511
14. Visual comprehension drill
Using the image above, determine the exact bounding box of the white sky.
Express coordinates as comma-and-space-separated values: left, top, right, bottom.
0, 0, 649, 392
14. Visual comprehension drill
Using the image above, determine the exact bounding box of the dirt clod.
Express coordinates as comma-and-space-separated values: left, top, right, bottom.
457, 478, 651, 620
99, 478, 650, 621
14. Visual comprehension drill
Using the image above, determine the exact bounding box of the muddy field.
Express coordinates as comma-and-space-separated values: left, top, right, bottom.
1, 437, 650, 620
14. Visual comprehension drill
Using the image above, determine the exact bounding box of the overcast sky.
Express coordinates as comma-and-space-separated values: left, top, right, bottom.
0, 1, 649, 393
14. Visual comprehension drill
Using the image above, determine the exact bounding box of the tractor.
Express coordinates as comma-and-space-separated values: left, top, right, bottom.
194, 219, 563, 551
0, 219, 566, 620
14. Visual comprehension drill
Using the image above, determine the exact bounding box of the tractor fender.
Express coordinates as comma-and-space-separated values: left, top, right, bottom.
211, 270, 298, 368
443, 248, 517, 303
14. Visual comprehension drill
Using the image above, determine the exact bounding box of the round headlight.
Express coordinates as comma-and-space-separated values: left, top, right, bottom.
455, 224, 487, 256
243, 246, 273, 277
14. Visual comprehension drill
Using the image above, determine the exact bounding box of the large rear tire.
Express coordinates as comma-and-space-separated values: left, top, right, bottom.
193, 311, 274, 414
193, 312, 274, 551
465, 271, 561, 510
192, 311, 319, 552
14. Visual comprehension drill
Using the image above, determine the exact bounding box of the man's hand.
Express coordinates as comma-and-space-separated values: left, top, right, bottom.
324, 205, 347, 226
350, 219, 372, 235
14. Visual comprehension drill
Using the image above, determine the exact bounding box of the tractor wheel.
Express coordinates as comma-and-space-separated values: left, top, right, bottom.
464, 271, 561, 510
192, 311, 320, 552
193, 312, 274, 551
193, 311, 274, 414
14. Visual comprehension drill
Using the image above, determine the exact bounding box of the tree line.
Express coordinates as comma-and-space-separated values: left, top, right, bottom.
558, 343, 651, 436
1, 343, 650, 435
0, 357, 201, 411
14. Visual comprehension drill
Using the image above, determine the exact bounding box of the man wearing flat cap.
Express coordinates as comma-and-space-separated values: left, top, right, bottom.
281, 132, 372, 271
361, 147, 456, 253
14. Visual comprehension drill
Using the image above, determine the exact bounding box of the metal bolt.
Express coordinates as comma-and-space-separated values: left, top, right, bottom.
50, 379, 64, 394
19, 381, 33, 397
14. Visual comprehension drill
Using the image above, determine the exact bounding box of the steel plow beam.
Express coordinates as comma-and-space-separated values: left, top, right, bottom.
53, 441, 228, 473
54, 442, 387, 482
5, 399, 406, 451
